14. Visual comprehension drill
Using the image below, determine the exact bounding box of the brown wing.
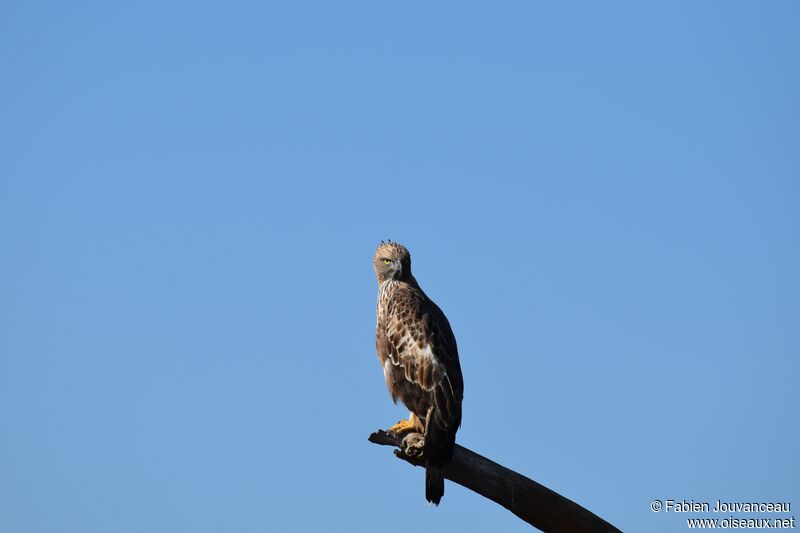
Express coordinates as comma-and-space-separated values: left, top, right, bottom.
384, 286, 463, 430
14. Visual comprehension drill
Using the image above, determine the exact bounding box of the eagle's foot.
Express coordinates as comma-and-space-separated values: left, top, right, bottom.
401, 432, 425, 458
387, 419, 417, 436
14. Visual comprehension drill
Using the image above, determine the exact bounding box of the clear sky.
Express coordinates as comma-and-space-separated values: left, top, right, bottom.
1, 2, 797, 532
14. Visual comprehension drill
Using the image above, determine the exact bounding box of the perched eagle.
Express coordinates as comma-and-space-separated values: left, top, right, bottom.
373, 241, 464, 505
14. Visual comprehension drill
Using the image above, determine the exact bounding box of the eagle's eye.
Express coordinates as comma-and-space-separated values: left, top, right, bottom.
383, 259, 392, 265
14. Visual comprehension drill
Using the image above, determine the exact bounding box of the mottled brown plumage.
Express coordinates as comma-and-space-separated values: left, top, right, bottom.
373, 241, 464, 505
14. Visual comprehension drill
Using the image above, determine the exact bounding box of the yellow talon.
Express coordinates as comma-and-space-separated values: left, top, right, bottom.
388, 419, 417, 435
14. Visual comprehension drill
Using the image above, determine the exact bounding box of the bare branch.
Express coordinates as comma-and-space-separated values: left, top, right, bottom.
368, 430, 621, 533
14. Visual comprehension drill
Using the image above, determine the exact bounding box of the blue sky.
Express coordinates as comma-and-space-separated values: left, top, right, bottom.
1, 2, 797, 532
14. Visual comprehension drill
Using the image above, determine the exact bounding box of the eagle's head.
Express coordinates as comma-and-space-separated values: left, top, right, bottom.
374, 240, 411, 283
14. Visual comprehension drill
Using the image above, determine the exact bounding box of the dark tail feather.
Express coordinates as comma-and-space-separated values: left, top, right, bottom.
423, 413, 457, 505
425, 465, 444, 505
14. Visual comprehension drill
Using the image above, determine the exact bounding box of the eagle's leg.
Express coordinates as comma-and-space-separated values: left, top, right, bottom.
388, 412, 424, 436
409, 411, 425, 433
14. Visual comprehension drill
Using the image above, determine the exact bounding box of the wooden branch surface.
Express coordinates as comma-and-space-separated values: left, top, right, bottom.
368, 429, 621, 533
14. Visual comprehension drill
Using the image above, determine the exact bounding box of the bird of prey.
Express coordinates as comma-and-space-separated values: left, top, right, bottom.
373, 241, 464, 505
